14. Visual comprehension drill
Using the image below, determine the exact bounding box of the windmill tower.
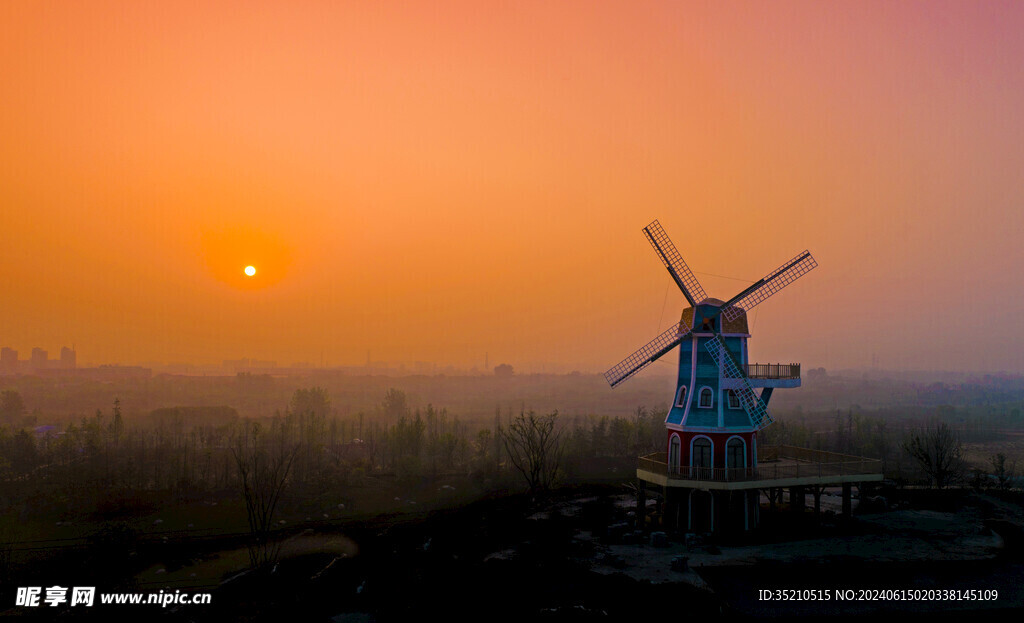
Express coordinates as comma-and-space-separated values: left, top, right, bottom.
606, 220, 817, 479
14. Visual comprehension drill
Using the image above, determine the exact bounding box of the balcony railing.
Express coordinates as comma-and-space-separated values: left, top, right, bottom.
742, 363, 800, 380
638, 446, 882, 483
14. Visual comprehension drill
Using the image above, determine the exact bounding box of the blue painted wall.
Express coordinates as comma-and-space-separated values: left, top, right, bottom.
667, 302, 755, 430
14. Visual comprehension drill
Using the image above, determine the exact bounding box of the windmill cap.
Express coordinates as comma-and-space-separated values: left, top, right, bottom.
698, 297, 725, 306
682, 301, 749, 334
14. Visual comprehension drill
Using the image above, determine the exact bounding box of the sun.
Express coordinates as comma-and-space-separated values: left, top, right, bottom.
244, 265, 256, 277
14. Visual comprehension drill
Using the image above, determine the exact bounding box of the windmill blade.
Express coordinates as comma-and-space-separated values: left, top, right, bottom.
643, 220, 708, 308
604, 323, 691, 388
720, 251, 817, 323
704, 336, 773, 429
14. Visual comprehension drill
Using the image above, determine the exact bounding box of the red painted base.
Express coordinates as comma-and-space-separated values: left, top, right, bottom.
666, 429, 756, 470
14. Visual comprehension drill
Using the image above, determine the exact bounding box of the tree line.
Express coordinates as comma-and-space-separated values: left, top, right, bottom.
0, 388, 674, 520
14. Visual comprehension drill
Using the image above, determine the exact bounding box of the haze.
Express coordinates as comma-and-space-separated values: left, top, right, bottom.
2, 2, 1022, 373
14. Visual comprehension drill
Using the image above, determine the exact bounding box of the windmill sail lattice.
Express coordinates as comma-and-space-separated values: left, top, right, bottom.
704, 335, 773, 429
643, 220, 708, 308
604, 323, 692, 388
720, 251, 817, 323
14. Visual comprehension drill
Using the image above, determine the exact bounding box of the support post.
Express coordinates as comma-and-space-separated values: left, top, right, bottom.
637, 480, 647, 529
664, 488, 677, 531
709, 491, 716, 533
842, 482, 852, 520
791, 486, 805, 513
687, 489, 694, 532
677, 489, 687, 531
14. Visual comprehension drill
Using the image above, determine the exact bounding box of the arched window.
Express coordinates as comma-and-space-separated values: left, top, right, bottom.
727, 389, 740, 409
699, 387, 713, 408
727, 437, 745, 469
692, 437, 712, 468
669, 435, 681, 471
675, 385, 687, 408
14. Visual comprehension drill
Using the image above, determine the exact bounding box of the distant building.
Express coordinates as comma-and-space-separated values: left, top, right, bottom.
0, 347, 17, 370
30, 347, 48, 369
224, 357, 276, 373
60, 346, 76, 369
224, 358, 250, 372
160, 362, 195, 375
37, 364, 150, 380
410, 361, 434, 375
78, 365, 151, 380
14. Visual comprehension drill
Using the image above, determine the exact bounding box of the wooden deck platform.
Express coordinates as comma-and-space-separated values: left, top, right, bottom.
637, 446, 884, 491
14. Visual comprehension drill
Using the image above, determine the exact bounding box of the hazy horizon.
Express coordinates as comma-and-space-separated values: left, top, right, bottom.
3, 2, 1023, 374
5, 346, 1024, 380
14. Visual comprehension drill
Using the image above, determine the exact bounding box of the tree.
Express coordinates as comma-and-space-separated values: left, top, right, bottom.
632, 405, 647, 455
609, 417, 632, 457
290, 387, 331, 418
382, 388, 409, 420
991, 453, 1017, 490
390, 412, 425, 464
499, 409, 564, 494
493, 363, 514, 377
231, 421, 300, 569
901, 421, 965, 488
475, 429, 492, 461
109, 398, 124, 443
9, 430, 38, 474
0, 390, 26, 425
590, 417, 609, 456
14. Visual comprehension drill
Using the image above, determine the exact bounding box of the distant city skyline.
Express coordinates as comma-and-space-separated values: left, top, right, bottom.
2, 340, 1021, 379
0, 344, 76, 371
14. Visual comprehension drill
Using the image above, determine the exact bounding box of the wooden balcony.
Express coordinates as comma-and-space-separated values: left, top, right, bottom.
637, 446, 883, 489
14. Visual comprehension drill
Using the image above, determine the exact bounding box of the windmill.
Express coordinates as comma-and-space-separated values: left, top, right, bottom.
605, 220, 816, 473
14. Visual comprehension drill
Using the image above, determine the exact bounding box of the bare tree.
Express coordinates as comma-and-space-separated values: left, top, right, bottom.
901, 421, 965, 489
381, 388, 409, 420
232, 421, 300, 569
991, 453, 1017, 490
499, 409, 564, 494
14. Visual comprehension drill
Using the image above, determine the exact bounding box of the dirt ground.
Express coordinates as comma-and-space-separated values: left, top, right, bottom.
586, 489, 1024, 617
9, 485, 1022, 620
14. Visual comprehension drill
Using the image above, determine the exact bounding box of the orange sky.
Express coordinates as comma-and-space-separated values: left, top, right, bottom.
1, 1, 1022, 373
